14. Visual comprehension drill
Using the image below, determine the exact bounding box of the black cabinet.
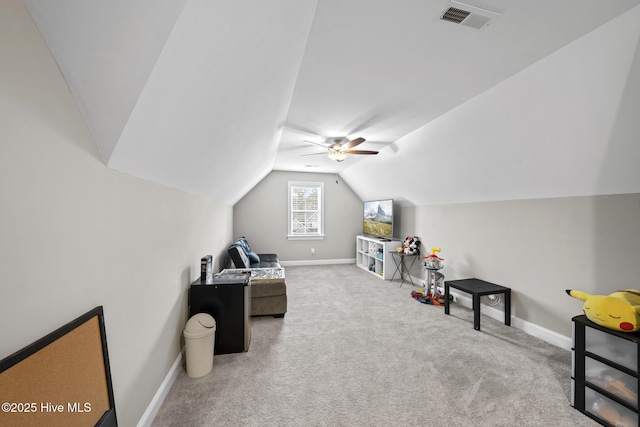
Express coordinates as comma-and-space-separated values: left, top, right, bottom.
572, 315, 639, 426
189, 274, 251, 355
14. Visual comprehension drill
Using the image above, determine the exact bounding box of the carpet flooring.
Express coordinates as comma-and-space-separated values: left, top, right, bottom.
151, 264, 598, 426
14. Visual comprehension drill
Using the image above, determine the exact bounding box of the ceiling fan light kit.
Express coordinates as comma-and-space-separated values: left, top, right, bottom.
328, 151, 348, 162
303, 137, 378, 162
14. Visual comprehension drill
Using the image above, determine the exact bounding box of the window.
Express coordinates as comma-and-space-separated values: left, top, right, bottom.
288, 181, 324, 240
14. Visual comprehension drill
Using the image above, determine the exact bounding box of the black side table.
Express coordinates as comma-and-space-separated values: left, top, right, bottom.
444, 278, 511, 331
389, 252, 418, 287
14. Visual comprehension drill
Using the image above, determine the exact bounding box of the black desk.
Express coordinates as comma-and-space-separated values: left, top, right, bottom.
389, 252, 418, 287
444, 278, 511, 331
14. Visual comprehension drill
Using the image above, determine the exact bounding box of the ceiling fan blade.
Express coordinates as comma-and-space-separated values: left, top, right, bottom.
300, 152, 328, 157
343, 137, 365, 150
304, 140, 330, 148
347, 149, 378, 155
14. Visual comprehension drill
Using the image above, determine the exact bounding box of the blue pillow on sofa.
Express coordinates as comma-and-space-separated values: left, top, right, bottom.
235, 237, 251, 254
247, 251, 260, 264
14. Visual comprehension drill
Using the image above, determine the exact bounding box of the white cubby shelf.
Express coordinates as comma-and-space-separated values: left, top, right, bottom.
355, 235, 401, 280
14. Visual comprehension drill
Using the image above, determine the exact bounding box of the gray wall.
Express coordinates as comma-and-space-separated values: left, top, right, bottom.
397, 195, 640, 338
0, 3, 232, 426
233, 171, 362, 262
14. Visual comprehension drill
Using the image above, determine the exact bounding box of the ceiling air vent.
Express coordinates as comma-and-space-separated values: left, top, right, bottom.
440, 1, 501, 30
441, 7, 471, 24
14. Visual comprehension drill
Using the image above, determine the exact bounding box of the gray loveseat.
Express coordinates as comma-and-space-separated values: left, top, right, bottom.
227, 237, 287, 318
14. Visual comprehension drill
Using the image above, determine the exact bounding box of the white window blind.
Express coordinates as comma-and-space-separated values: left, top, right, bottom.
288, 181, 324, 239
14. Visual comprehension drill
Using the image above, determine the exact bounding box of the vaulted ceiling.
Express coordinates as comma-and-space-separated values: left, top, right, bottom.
24, 0, 640, 206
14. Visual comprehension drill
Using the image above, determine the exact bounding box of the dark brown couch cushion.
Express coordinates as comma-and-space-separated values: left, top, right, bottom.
251, 280, 287, 298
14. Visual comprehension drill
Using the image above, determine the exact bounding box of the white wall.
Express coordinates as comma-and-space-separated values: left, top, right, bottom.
0, 2, 232, 426
233, 171, 362, 263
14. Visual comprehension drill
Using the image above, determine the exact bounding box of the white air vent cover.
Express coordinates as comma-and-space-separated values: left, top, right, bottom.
440, 1, 501, 30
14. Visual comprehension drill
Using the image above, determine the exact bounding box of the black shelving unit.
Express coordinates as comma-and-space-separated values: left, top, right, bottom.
572, 315, 639, 426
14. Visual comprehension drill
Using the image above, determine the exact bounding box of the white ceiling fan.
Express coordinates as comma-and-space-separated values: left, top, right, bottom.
301, 137, 378, 162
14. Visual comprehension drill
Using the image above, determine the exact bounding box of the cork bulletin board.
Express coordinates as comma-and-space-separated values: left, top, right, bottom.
0, 306, 117, 426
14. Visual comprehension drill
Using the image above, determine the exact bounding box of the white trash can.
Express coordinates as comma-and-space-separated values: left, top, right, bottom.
183, 313, 216, 378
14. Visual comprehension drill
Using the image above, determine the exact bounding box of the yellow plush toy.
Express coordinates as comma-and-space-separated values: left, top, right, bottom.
566, 289, 640, 332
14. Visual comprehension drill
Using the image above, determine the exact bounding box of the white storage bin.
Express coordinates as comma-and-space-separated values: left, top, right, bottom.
586, 387, 637, 427
585, 326, 637, 370
585, 357, 638, 408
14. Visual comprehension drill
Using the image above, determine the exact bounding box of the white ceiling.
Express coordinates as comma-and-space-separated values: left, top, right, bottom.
24, 0, 640, 205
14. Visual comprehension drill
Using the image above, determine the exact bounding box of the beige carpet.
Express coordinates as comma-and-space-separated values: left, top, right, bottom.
151, 264, 597, 426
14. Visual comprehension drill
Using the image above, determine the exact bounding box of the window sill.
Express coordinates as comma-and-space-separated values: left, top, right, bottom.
287, 235, 325, 241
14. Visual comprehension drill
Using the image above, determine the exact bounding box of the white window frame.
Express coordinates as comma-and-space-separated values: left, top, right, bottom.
288, 181, 325, 240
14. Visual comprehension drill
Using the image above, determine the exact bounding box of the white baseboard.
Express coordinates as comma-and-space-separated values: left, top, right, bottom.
280, 258, 355, 267
513, 316, 572, 350
449, 292, 572, 350
137, 349, 183, 427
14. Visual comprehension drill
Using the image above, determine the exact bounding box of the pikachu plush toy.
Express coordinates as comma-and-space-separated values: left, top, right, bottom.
566, 289, 640, 332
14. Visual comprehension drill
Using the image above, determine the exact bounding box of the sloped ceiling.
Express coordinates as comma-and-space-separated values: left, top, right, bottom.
24, 0, 640, 206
